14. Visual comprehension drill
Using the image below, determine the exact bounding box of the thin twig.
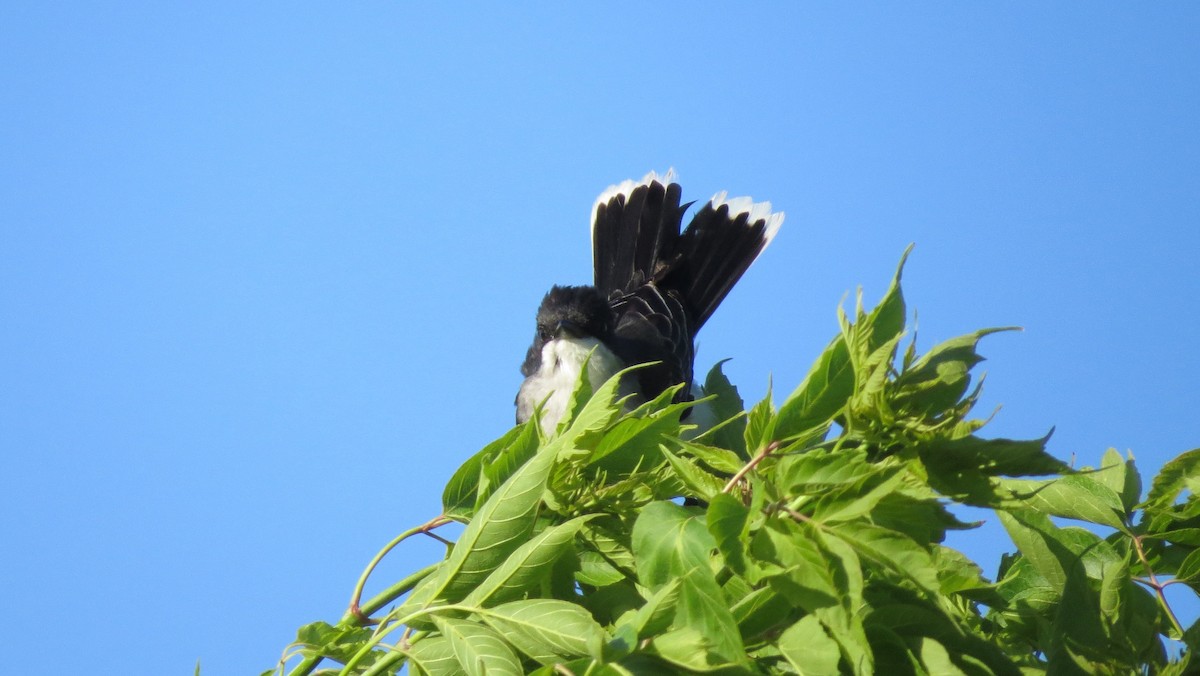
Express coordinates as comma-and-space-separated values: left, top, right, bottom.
722, 441, 779, 494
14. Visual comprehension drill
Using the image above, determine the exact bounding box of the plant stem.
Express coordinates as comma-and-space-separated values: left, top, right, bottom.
347, 515, 450, 622
1131, 533, 1185, 638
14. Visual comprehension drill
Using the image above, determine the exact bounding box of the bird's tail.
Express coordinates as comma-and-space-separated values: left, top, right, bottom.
590, 169, 783, 330
665, 189, 783, 329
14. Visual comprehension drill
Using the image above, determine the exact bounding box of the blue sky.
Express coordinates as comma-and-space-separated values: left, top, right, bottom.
2, 3, 1198, 673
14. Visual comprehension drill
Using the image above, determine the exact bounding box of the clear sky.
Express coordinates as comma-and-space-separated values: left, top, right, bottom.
2, 4, 1198, 674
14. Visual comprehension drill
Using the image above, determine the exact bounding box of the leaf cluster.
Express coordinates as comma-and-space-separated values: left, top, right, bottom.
266, 252, 1200, 675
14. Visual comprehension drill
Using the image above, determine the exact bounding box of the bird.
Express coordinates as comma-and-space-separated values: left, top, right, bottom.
516, 170, 783, 434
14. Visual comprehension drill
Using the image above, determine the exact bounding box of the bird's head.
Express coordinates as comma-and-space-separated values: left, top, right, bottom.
534, 285, 613, 342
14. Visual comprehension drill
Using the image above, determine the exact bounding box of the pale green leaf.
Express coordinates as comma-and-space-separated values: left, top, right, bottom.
432, 616, 523, 676
778, 615, 841, 675
480, 599, 606, 665
463, 516, 592, 607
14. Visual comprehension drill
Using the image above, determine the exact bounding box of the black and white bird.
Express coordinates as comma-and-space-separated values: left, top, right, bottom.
516, 170, 783, 433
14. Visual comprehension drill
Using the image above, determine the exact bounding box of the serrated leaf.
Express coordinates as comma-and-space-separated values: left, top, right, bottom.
463, 516, 592, 607
480, 599, 606, 664
671, 438, 745, 475
1175, 548, 1200, 582
775, 335, 853, 441
778, 615, 841, 675
632, 501, 716, 589
918, 637, 967, 675
744, 385, 776, 452
648, 628, 737, 672
661, 447, 725, 502
857, 245, 910, 353
835, 525, 940, 595
557, 363, 633, 443
730, 585, 795, 640
999, 473, 1127, 530
702, 359, 747, 454
1142, 447, 1200, 512
997, 509, 1120, 594
432, 616, 522, 676
892, 328, 1017, 417
807, 467, 906, 524
1093, 448, 1142, 514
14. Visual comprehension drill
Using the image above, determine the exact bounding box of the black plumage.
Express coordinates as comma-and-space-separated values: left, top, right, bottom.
517, 171, 782, 428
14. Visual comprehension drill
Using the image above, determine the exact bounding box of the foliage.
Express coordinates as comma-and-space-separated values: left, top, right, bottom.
265, 253, 1200, 675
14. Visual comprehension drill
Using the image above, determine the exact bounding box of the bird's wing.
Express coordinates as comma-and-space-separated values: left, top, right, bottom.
607, 282, 693, 404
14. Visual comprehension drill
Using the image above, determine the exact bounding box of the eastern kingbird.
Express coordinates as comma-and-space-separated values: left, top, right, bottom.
516, 170, 783, 433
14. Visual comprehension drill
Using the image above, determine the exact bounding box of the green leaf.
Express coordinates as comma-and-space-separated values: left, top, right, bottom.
557, 363, 637, 444
807, 467, 906, 524
434, 442, 558, 602
588, 387, 690, 474
892, 328, 1017, 417
997, 508, 1120, 593
702, 359, 748, 455
1142, 447, 1200, 512
479, 599, 607, 665
999, 473, 1127, 529
744, 384, 776, 452
432, 615, 523, 676
463, 516, 592, 607
632, 501, 746, 663
661, 447, 725, 502
671, 438, 745, 475
917, 638, 968, 675
778, 615, 842, 675
442, 423, 531, 519
835, 525, 940, 595
648, 628, 737, 672
707, 493, 750, 574
1092, 447, 1142, 514
857, 245, 910, 353
632, 501, 716, 590
1175, 548, 1200, 582
406, 635, 460, 676
775, 335, 852, 440
750, 520, 841, 608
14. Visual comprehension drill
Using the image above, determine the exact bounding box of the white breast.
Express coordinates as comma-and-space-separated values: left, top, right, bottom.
517, 336, 625, 434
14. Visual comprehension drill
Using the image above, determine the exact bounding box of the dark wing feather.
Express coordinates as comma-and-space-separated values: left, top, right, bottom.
607, 284, 693, 404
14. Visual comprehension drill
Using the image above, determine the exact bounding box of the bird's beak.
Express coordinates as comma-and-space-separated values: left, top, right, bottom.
555, 319, 583, 339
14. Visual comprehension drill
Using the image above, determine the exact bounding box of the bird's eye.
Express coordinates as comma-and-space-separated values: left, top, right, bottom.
538, 327, 551, 341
